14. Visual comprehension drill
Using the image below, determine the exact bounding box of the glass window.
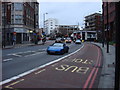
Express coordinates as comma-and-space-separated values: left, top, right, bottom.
53, 43, 63, 47
15, 15, 22, 19
15, 19, 22, 24
14, 3, 23, 11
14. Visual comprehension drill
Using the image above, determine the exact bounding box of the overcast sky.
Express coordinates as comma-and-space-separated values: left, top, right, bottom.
39, 2, 102, 28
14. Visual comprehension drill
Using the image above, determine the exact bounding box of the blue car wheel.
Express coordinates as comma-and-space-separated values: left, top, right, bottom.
66, 49, 69, 53
61, 49, 64, 54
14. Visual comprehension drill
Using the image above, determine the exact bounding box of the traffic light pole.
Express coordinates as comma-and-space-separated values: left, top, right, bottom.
115, 2, 120, 90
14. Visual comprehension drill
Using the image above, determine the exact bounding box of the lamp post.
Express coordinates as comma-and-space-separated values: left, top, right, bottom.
106, 2, 109, 53
7, 3, 12, 45
102, 4, 105, 47
43, 13, 48, 35
3, 2, 6, 48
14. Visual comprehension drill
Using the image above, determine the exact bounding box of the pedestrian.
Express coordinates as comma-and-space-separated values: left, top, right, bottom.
2, 40, 5, 48
12, 37, 16, 46
42, 37, 46, 45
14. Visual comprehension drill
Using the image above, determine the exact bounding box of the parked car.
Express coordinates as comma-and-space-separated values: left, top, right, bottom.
65, 37, 72, 43
55, 38, 63, 43
75, 39, 81, 44
61, 37, 65, 42
47, 43, 69, 54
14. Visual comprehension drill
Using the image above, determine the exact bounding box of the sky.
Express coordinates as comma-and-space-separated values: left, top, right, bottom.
39, 2, 102, 29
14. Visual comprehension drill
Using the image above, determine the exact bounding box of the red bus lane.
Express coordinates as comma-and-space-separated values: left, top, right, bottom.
83, 44, 102, 89
2, 43, 102, 88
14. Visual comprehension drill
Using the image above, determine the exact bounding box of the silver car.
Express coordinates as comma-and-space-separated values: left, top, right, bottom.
75, 39, 81, 44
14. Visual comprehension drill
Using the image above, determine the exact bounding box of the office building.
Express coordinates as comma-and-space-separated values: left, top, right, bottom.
2, 2, 39, 45
44, 18, 58, 35
56, 25, 79, 37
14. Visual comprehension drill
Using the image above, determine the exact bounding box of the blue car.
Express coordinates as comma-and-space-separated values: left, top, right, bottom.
47, 43, 69, 54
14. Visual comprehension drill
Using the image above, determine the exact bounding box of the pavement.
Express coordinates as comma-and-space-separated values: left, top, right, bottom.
2, 40, 52, 49
92, 42, 115, 89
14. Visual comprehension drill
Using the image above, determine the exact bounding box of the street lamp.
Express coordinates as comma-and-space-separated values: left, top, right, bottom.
3, 2, 6, 48
102, 4, 105, 47
43, 13, 48, 34
7, 3, 12, 45
106, 2, 109, 53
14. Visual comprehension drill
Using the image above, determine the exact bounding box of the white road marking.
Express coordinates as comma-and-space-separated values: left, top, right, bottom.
38, 49, 46, 51
24, 52, 46, 57
3, 58, 13, 62
12, 54, 22, 57
7, 49, 46, 56
0, 45, 84, 85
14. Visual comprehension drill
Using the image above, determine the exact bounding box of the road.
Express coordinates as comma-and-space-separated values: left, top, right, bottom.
2, 41, 83, 81
2, 41, 103, 88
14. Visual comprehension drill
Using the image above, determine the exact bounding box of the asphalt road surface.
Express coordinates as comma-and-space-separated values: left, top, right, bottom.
2, 41, 83, 81
2, 42, 103, 88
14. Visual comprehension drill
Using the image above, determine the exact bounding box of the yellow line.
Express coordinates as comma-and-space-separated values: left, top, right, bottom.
35, 69, 46, 74
5, 79, 24, 89
5, 85, 13, 89
51, 63, 58, 67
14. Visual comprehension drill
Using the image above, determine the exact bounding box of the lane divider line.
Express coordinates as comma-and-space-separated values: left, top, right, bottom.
0, 44, 84, 86
24, 52, 45, 57
7, 49, 44, 56
3, 58, 13, 62
12, 54, 22, 57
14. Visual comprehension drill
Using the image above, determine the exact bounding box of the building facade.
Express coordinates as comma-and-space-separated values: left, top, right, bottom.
2, 2, 39, 45
0, 1, 2, 47
56, 25, 79, 37
72, 30, 97, 41
44, 18, 58, 35
84, 13, 102, 41
103, 2, 116, 42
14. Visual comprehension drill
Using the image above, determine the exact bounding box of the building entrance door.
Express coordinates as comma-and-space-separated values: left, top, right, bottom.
16, 33, 22, 44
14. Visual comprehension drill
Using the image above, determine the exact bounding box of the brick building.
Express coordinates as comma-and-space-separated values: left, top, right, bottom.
0, 1, 2, 46
103, 2, 116, 42
2, 1, 39, 45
